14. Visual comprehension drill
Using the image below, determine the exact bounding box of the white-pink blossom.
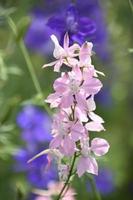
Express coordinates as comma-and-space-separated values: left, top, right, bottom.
42, 33, 80, 72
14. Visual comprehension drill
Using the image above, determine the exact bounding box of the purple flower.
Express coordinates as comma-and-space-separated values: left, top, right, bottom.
95, 87, 112, 107
14, 105, 58, 189
95, 168, 115, 195
14, 147, 58, 189
25, 0, 109, 60
16, 105, 52, 143
87, 168, 115, 195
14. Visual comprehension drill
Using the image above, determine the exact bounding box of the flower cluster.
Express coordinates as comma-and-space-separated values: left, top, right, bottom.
25, 0, 109, 60
41, 33, 110, 178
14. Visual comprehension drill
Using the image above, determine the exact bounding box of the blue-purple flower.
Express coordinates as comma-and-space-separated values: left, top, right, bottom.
25, 0, 109, 60
14, 147, 58, 189
16, 105, 52, 143
94, 168, 114, 195
14, 105, 58, 189
87, 168, 115, 195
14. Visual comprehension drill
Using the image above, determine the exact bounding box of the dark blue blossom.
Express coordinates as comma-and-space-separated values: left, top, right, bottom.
95, 168, 115, 195
25, 0, 109, 60
87, 168, 115, 195
16, 105, 52, 143
14, 147, 58, 189
95, 87, 112, 107
14, 105, 58, 189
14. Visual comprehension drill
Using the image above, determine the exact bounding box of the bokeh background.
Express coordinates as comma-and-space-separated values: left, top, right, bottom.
0, 0, 133, 200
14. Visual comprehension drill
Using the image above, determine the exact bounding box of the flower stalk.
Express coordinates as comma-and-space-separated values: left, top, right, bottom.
7, 17, 52, 115
56, 153, 77, 200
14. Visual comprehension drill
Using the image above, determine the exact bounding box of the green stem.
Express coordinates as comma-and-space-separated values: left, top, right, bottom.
88, 175, 101, 200
7, 17, 52, 115
56, 153, 77, 200
129, 0, 133, 14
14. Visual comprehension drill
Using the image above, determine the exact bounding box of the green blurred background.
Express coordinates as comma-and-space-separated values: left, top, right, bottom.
0, 0, 133, 200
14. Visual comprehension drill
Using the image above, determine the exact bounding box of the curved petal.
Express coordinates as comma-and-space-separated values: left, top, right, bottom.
79, 42, 93, 66
83, 78, 102, 95
51, 35, 64, 59
54, 60, 63, 72
53, 75, 68, 93
45, 93, 61, 108
63, 32, 69, 49
42, 61, 57, 68
89, 112, 104, 123
91, 138, 110, 156
85, 121, 105, 132
87, 96, 96, 112
77, 156, 98, 177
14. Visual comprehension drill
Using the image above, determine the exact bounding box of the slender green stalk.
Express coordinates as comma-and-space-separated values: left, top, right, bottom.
88, 175, 101, 200
129, 0, 133, 14
7, 17, 52, 115
56, 153, 77, 200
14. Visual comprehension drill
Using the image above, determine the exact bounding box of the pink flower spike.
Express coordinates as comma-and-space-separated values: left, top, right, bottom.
91, 138, 110, 156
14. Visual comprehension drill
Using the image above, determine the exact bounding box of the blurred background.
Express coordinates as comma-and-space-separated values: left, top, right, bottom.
0, 0, 133, 199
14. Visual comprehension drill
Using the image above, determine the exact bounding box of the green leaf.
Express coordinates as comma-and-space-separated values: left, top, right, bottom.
8, 65, 23, 76
128, 48, 133, 53
0, 6, 16, 17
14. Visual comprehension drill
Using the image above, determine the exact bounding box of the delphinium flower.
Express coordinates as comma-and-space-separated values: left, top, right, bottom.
86, 168, 115, 195
30, 33, 110, 199
14, 105, 58, 190
94, 168, 115, 195
25, 0, 109, 60
14, 148, 58, 189
16, 105, 52, 146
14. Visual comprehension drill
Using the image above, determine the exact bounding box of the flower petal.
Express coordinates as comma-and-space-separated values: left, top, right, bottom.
51, 34, 64, 58
45, 93, 61, 108
91, 138, 110, 156
77, 156, 98, 177
89, 112, 104, 123
42, 61, 57, 68
60, 136, 75, 156
63, 32, 69, 49
85, 121, 105, 132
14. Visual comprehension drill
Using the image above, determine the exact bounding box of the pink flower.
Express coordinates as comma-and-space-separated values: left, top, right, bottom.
50, 111, 86, 156
42, 33, 79, 72
45, 66, 102, 109
34, 181, 76, 200
77, 137, 110, 177
75, 95, 105, 132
